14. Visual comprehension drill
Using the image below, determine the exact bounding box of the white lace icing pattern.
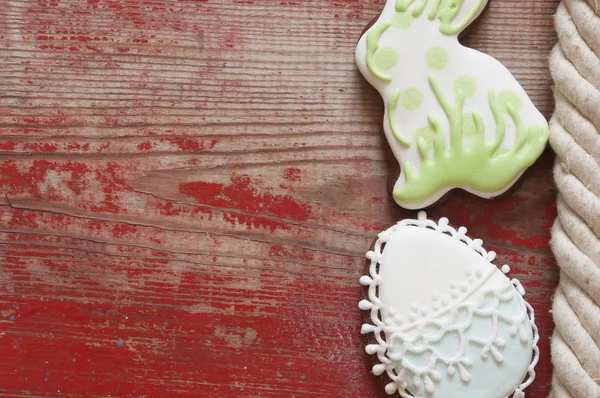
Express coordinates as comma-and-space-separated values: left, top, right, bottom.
359, 212, 540, 397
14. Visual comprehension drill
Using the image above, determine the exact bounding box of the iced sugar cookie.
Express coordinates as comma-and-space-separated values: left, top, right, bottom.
356, 0, 549, 209
359, 213, 539, 397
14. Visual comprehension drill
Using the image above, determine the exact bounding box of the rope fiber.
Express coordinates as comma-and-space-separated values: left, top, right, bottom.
549, 0, 600, 395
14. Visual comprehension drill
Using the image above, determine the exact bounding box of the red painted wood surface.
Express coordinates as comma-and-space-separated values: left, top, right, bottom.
0, 0, 559, 396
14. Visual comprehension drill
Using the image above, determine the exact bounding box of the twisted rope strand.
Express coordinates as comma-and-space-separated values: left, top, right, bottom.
550, 0, 600, 395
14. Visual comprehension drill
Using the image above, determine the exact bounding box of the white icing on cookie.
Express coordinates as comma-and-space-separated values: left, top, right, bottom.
359, 212, 539, 397
355, 0, 549, 209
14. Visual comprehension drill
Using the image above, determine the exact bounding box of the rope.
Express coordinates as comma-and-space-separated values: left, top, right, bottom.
549, 0, 600, 395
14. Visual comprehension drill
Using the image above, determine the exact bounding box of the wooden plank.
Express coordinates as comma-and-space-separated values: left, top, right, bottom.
0, 0, 558, 396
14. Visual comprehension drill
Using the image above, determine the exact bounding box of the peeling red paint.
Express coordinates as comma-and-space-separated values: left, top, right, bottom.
0, 160, 87, 199
166, 137, 205, 152
22, 142, 58, 152
179, 174, 311, 225
269, 244, 314, 261
283, 167, 301, 182
486, 225, 549, 250
0, 141, 17, 151
222, 212, 289, 232
111, 223, 137, 239
137, 142, 152, 151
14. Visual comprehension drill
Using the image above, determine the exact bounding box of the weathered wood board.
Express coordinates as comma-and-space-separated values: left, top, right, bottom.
0, 0, 559, 396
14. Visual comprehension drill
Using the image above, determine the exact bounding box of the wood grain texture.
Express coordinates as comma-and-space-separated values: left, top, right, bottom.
0, 0, 559, 396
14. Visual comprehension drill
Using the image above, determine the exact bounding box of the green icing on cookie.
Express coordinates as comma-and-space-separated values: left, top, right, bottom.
364, 0, 487, 82
366, 0, 487, 78
437, 0, 486, 35
393, 74, 549, 203
392, 11, 413, 29
388, 89, 411, 146
497, 90, 523, 112
402, 88, 424, 110
374, 46, 399, 71
437, 0, 462, 25
395, 0, 417, 12
366, 21, 393, 82
425, 46, 449, 70
428, 0, 442, 20
453, 75, 477, 98
462, 112, 477, 138
400, 0, 486, 33
412, 0, 428, 16
416, 126, 435, 159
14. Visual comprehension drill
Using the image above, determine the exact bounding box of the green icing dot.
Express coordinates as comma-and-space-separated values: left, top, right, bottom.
425, 46, 449, 70
402, 88, 424, 110
453, 75, 477, 98
373, 47, 398, 72
462, 113, 477, 138
416, 126, 435, 150
392, 11, 413, 30
497, 91, 522, 112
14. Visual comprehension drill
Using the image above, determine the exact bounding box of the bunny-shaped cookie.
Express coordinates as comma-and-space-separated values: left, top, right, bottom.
356, 0, 549, 209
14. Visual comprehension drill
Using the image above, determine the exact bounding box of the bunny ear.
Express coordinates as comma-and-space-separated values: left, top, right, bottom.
433, 0, 489, 36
